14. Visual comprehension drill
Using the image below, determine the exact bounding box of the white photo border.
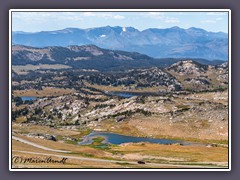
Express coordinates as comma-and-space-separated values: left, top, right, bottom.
9, 9, 231, 172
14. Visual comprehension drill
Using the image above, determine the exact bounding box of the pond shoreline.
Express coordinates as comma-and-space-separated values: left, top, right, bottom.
78, 131, 203, 146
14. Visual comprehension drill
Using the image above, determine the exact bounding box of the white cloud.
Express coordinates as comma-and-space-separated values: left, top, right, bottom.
82, 12, 95, 16
165, 17, 180, 23
216, 17, 223, 21
82, 12, 124, 19
145, 12, 165, 19
174, 12, 186, 15
113, 15, 125, 19
201, 20, 216, 23
143, 12, 180, 23
207, 12, 228, 16
13, 12, 83, 21
82, 12, 113, 18
148, 12, 164, 16
13, 12, 127, 29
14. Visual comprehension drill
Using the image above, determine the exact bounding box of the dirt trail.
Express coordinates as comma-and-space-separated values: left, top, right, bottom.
13, 136, 70, 153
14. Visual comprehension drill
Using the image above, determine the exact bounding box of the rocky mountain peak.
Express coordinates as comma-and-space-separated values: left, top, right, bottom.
166, 60, 208, 75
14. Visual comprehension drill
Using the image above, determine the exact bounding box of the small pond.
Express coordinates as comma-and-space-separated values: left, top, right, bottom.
104, 91, 164, 98
20, 96, 37, 101
106, 92, 135, 98
78, 131, 186, 146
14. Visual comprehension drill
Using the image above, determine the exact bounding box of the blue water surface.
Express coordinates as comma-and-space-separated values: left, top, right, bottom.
78, 131, 182, 145
21, 96, 37, 101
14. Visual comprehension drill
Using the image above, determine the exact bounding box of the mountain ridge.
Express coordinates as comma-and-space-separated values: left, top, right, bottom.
12, 44, 226, 72
12, 26, 228, 60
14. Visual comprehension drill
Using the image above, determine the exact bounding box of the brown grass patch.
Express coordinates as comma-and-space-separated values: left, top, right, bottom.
13, 87, 75, 97
12, 123, 80, 137
112, 143, 228, 163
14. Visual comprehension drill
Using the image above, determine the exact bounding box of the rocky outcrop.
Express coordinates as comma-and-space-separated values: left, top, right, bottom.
26, 133, 57, 141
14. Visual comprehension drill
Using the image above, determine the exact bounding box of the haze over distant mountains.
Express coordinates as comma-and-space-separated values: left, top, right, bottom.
12, 26, 228, 60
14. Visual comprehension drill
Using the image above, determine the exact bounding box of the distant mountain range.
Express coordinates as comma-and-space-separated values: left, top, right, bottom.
12, 45, 225, 71
12, 26, 228, 60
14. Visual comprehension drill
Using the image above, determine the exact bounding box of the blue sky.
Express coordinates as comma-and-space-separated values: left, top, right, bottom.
12, 11, 229, 33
